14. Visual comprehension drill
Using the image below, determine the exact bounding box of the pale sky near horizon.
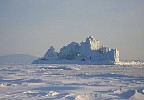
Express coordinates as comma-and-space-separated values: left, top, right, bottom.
0, 0, 144, 60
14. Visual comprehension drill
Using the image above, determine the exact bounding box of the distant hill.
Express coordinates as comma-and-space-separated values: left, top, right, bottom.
0, 54, 38, 64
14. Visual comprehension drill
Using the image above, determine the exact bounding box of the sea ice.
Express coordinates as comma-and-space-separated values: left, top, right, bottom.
0, 64, 143, 100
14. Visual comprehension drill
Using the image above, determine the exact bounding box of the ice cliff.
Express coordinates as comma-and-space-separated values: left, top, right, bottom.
32, 36, 119, 64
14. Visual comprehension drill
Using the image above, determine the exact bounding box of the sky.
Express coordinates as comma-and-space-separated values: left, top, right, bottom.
0, 0, 144, 60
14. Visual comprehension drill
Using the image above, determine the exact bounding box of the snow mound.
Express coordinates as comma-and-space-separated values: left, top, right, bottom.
129, 89, 144, 100
45, 91, 59, 96
75, 93, 95, 100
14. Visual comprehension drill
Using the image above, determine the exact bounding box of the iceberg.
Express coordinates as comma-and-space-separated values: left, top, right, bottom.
32, 36, 119, 64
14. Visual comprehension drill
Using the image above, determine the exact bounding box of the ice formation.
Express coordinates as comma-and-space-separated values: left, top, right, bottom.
32, 36, 119, 64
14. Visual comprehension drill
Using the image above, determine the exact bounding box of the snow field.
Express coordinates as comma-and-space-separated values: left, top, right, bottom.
0, 64, 144, 100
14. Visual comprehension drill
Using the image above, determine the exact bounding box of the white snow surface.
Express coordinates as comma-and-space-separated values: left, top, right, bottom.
0, 64, 144, 100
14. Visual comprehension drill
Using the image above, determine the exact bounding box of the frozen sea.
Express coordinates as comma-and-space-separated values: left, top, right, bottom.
0, 64, 144, 100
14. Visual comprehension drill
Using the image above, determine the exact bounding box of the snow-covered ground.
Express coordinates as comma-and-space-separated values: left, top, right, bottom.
0, 64, 144, 100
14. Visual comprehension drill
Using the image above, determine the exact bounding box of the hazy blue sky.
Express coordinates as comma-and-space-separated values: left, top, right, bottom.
0, 0, 144, 60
